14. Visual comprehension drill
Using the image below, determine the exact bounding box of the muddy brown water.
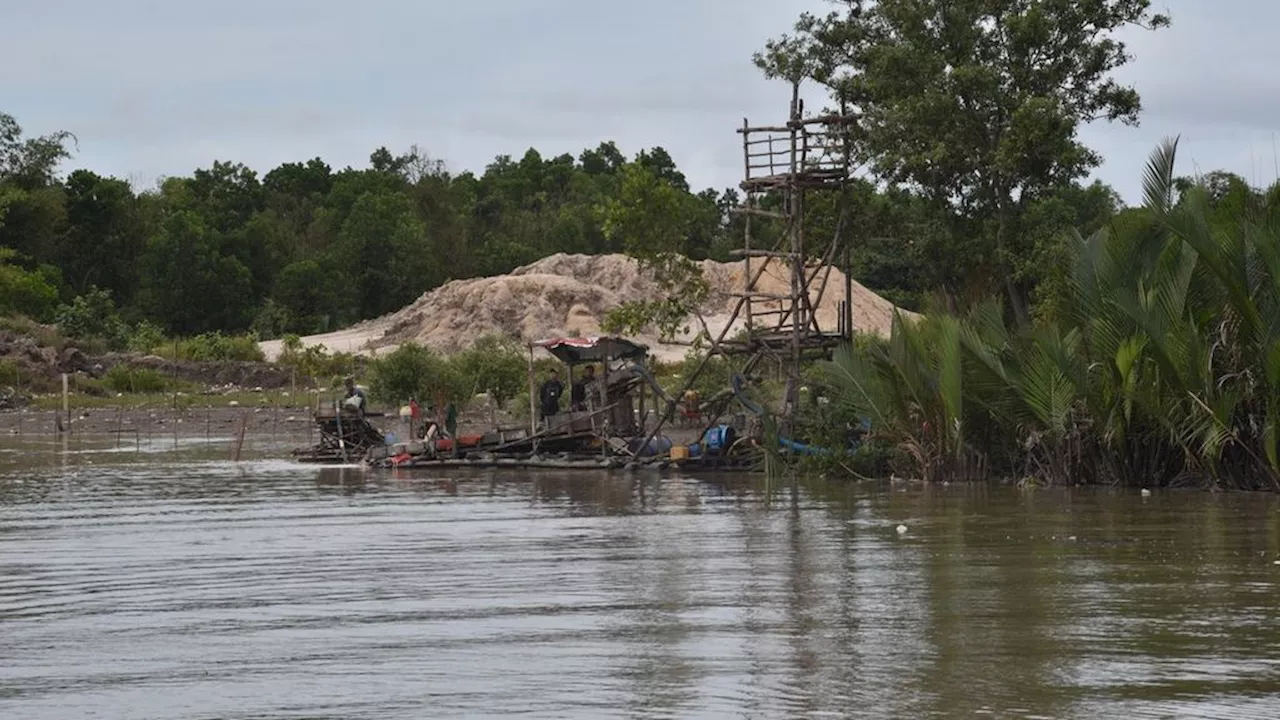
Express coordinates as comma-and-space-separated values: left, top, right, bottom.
2, 434, 1279, 719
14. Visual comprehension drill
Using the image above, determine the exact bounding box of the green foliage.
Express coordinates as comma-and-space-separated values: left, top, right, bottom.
0, 357, 18, 386
275, 336, 357, 381
821, 141, 1280, 490
673, 349, 736, 400
102, 365, 169, 394
127, 320, 166, 353
161, 332, 265, 362
0, 247, 58, 320
55, 287, 129, 349
366, 342, 465, 407
451, 334, 526, 406
0, 112, 74, 189
760, 0, 1169, 317
600, 164, 714, 341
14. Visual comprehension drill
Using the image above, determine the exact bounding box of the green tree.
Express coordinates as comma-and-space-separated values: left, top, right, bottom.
452, 334, 527, 407
138, 210, 255, 333
759, 0, 1171, 321
366, 343, 464, 407
334, 190, 433, 319
57, 170, 144, 302
0, 112, 74, 189
600, 163, 712, 341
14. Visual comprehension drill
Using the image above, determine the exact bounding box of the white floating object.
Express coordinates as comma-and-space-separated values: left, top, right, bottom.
1141, 488, 1152, 497
229, 401, 240, 407
896, 524, 908, 535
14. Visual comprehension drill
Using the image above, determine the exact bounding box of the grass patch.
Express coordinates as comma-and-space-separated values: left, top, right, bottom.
0, 315, 66, 349
102, 365, 170, 394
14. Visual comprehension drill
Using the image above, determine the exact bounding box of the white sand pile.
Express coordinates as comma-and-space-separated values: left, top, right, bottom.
260, 253, 914, 363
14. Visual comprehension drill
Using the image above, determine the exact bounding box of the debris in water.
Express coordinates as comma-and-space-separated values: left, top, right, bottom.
896, 524, 908, 535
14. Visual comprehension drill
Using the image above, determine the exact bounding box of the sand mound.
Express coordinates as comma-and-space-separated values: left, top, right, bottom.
260, 253, 914, 363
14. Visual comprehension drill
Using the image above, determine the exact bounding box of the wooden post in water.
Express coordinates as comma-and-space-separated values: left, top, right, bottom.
172, 338, 179, 410
61, 373, 70, 431
232, 411, 248, 461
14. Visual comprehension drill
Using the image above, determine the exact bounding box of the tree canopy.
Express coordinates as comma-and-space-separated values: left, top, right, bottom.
758, 0, 1171, 320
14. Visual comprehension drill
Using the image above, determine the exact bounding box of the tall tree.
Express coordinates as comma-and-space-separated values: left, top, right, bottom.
0, 112, 74, 190
57, 170, 144, 302
757, 0, 1170, 321
138, 210, 255, 333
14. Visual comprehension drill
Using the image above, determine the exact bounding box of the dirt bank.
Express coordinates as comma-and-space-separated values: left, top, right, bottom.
0, 328, 296, 404
261, 253, 916, 362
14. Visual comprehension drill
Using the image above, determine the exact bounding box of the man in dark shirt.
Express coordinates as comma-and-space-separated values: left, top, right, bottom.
571, 365, 596, 411
538, 369, 564, 423
342, 376, 367, 416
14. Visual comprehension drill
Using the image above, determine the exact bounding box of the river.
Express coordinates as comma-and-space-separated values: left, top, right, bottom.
2, 434, 1279, 719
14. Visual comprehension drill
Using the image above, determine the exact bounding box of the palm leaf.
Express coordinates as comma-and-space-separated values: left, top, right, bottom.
1142, 136, 1180, 218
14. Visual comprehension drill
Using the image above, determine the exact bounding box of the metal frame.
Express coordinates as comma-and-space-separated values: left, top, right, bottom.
639, 88, 859, 448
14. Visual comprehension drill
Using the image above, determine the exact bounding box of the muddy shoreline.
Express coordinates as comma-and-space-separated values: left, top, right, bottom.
0, 404, 518, 446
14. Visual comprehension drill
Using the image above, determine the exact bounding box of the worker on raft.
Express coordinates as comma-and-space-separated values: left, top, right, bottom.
538, 368, 564, 425
342, 376, 367, 416
571, 364, 596, 411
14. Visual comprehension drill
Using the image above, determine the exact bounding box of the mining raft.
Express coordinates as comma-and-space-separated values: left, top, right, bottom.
291, 336, 769, 471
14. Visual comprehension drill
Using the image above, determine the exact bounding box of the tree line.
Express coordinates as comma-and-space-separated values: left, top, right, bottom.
5, 115, 1118, 351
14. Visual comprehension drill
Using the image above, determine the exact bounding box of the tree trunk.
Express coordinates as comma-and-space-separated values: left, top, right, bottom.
996, 192, 1029, 326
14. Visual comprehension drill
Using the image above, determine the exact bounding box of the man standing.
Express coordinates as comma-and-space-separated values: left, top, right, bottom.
571, 364, 596, 411
538, 369, 564, 424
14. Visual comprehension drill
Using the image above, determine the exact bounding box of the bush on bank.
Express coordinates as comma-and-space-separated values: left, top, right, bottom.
818, 140, 1280, 491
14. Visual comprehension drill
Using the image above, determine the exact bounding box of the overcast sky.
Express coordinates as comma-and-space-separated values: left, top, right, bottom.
3, 0, 1274, 203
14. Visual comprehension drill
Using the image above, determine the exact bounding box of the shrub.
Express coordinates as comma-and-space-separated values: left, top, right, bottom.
451, 334, 527, 406
127, 320, 166, 354
0, 248, 58, 321
102, 365, 169, 394
366, 343, 465, 408
0, 357, 19, 386
276, 337, 358, 381
169, 332, 265, 362
54, 287, 130, 350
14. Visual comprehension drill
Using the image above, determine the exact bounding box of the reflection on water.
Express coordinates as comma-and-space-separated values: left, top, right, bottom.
1, 437, 1279, 719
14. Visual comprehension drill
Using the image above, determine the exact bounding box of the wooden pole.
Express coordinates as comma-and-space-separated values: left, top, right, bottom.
743, 117, 754, 336
233, 411, 248, 461
172, 338, 179, 409
527, 345, 537, 434
61, 373, 69, 430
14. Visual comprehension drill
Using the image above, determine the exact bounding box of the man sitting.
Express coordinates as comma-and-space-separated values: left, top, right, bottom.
342, 376, 367, 416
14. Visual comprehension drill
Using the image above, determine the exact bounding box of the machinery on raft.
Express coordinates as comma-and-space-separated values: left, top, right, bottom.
291, 335, 815, 472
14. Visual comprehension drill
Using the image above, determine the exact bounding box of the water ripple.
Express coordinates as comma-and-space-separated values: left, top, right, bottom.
2, 453, 1279, 718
